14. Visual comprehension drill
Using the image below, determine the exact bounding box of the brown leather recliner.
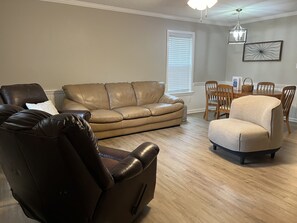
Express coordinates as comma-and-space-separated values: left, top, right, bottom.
0, 83, 91, 121
0, 93, 3, 105
0, 104, 159, 223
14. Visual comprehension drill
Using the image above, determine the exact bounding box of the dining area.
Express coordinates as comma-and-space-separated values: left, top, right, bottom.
204, 80, 296, 134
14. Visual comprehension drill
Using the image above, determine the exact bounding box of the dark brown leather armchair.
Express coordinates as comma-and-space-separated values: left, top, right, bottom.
0, 104, 159, 223
0, 83, 91, 121
0, 94, 3, 105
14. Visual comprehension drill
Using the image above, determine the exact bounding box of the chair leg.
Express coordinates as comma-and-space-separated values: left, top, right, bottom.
204, 109, 208, 121
216, 111, 220, 119
286, 117, 291, 134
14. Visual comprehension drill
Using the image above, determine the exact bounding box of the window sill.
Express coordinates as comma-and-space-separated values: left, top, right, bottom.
167, 91, 195, 97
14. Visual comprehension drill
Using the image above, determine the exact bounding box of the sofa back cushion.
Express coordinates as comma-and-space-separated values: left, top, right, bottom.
105, 83, 137, 109
132, 81, 165, 106
63, 84, 109, 110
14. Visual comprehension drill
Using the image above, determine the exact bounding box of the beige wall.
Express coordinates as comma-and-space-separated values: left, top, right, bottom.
226, 15, 297, 85
0, 0, 227, 89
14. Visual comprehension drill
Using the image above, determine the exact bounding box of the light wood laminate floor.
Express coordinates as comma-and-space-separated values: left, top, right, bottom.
1, 113, 297, 223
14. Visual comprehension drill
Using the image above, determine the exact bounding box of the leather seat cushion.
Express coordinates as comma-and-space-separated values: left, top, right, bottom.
208, 118, 269, 153
90, 109, 123, 123
114, 106, 151, 120
143, 103, 184, 116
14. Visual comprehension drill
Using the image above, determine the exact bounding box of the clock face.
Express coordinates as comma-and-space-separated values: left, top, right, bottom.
242, 40, 283, 62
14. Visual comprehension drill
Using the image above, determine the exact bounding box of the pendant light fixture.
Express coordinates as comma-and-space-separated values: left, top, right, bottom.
228, 9, 247, 44
187, 0, 218, 22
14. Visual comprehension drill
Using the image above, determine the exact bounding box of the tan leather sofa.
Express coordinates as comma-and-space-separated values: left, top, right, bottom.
62, 81, 184, 138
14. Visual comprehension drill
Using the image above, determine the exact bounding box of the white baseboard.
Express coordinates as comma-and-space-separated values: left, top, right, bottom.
187, 108, 204, 114
289, 117, 297, 123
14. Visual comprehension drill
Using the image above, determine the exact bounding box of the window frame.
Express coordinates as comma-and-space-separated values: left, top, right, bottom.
166, 30, 195, 95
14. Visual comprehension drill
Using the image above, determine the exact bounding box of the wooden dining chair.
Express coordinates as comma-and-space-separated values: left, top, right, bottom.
204, 81, 218, 120
257, 82, 275, 92
281, 85, 296, 134
216, 84, 234, 119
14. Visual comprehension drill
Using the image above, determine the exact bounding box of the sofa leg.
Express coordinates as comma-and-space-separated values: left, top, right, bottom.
213, 145, 217, 150
271, 152, 276, 159
240, 157, 245, 165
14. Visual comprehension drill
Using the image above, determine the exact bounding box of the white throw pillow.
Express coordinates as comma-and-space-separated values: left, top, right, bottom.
26, 100, 59, 115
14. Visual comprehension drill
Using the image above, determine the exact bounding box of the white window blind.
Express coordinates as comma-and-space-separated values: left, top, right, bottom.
167, 30, 194, 94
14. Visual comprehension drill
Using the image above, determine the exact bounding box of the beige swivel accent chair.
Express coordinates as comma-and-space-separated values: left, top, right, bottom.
208, 95, 283, 164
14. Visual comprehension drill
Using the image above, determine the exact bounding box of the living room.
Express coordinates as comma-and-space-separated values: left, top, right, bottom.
1, 0, 297, 222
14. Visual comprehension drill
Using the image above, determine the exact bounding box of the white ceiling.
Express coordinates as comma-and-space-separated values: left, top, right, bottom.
43, 0, 297, 26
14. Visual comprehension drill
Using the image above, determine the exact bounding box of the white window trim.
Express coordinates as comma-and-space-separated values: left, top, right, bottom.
166, 30, 195, 94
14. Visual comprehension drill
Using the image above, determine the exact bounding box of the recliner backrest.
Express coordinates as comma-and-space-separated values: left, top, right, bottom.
0, 105, 115, 222
0, 93, 3, 105
0, 83, 48, 108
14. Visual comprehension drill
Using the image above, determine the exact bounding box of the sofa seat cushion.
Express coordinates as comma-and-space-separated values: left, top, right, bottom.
90, 109, 123, 123
114, 106, 151, 120
143, 103, 184, 116
208, 118, 269, 153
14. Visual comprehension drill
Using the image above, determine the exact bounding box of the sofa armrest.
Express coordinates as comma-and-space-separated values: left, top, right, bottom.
159, 94, 184, 104
61, 99, 91, 121
111, 142, 159, 182
62, 98, 90, 111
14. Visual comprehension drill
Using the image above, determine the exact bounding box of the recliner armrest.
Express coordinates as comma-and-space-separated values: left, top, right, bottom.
111, 156, 143, 183
111, 142, 159, 183
59, 110, 91, 121
131, 142, 159, 170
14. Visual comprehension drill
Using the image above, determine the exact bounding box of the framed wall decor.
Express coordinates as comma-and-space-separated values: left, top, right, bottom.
242, 40, 283, 62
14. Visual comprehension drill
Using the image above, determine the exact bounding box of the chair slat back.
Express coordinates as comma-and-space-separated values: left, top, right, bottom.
281, 85, 296, 116
217, 84, 234, 113
205, 81, 218, 102
257, 82, 275, 92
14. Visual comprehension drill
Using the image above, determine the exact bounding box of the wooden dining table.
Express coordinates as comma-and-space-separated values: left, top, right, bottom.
206, 87, 283, 120
233, 89, 282, 99
208, 89, 282, 99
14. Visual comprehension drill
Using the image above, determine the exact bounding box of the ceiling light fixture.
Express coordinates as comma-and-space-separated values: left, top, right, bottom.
228, 9, 247, 44
187, 0, 218, 22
